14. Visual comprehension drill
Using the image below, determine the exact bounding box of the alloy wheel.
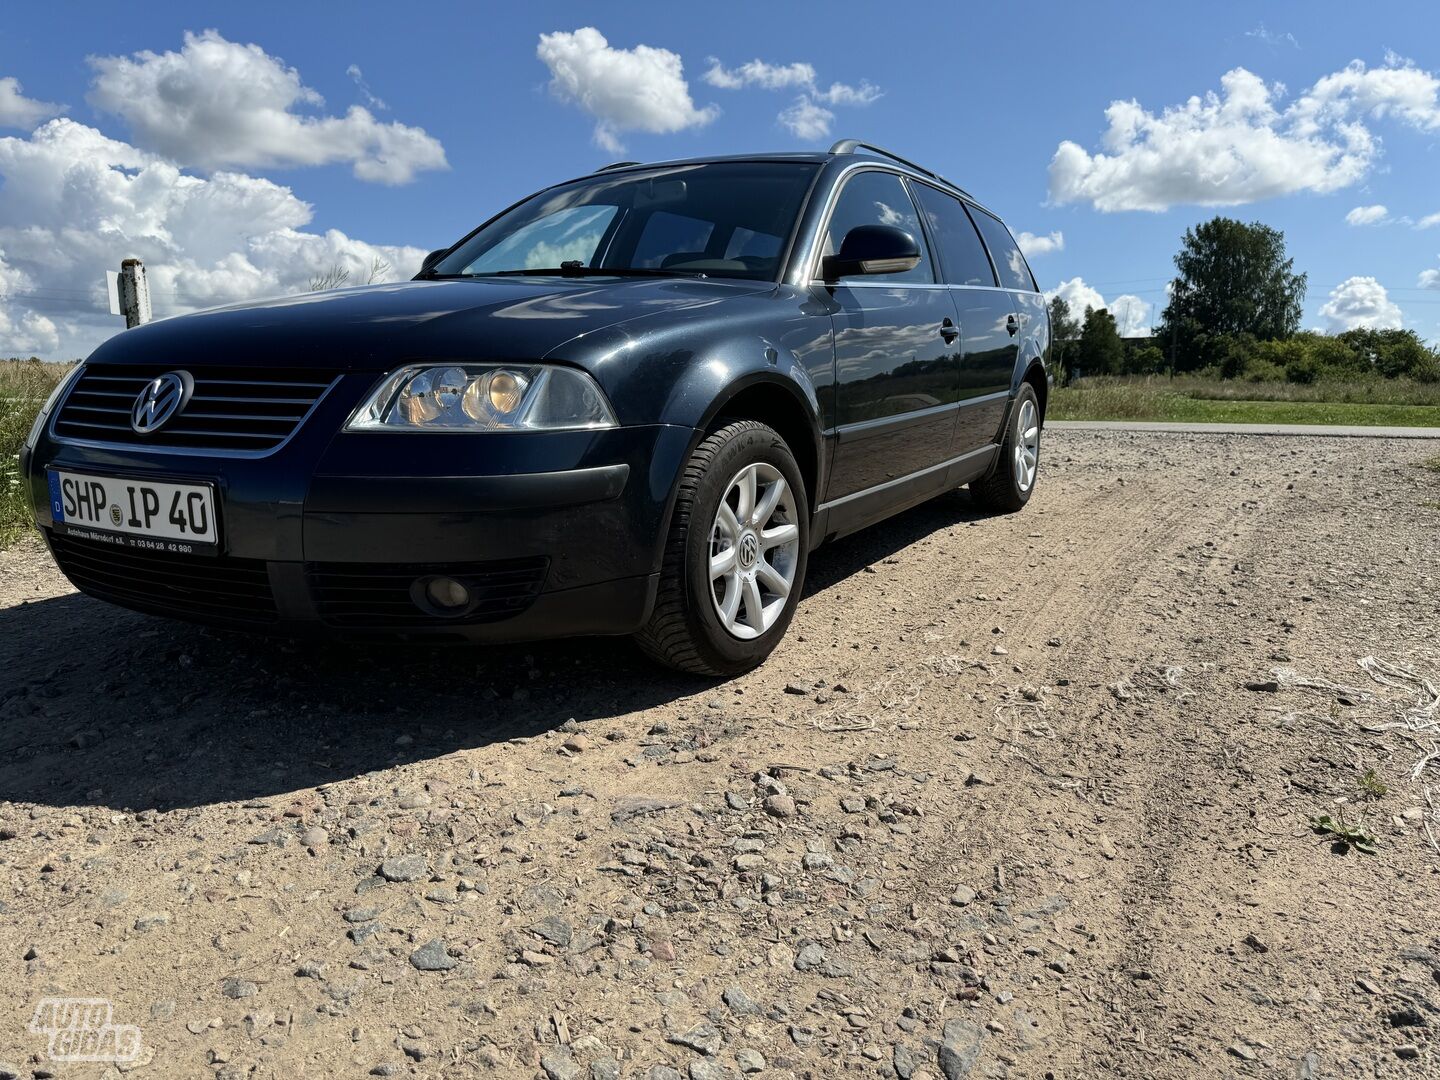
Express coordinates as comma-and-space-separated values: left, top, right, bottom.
1014, 398, 1039, 493
708, 462, 800, 639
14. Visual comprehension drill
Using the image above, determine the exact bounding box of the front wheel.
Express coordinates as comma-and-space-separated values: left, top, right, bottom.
970, 384, 1040, 512
637, 421, 809, 675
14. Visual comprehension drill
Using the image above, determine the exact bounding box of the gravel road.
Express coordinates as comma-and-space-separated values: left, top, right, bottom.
2, 429, 1438, 1080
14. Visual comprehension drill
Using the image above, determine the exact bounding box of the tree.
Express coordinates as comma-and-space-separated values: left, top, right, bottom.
1157, 217, 1306, 371
1047, 296, 1080, 383
1076, 306, 1124, 376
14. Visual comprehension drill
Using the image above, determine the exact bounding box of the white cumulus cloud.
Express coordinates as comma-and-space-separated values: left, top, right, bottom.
537, 27, 718, 153
1109, 295, 1154, 337
778, 97, 835, 141
1245, 24, 1300, 50
1016, 230, 1064, 257
1319, 275, 1403, 331
346, 64, 388, 112
1046, 276, 1105, 314
1345, 204, 1388, 226
1049, 55, 1440, 212
86, 30, 446, 184
703, 59, 815, 91
0, 117, 426, 359
1419, 260, 1440, 290
704, 54, 878, 141
0, 76, 65, 130
1044, 276, 1152, 337
1418, 212, 1440, 229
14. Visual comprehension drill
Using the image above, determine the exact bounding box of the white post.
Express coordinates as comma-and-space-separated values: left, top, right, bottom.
116, 258, 152, 328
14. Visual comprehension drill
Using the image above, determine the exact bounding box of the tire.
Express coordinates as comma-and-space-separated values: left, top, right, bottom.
637, 421, 810, 675
971, 383, 1041, 513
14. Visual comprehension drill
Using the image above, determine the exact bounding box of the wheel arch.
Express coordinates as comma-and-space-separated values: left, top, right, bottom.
694, 373, 824, 514
1022, 359, 1048, 424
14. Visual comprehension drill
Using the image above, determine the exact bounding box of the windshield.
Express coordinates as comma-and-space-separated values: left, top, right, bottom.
430, 161, 819, 282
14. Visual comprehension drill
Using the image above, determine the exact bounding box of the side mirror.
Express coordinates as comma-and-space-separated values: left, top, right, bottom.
823, 225, 921, 280
419, 248, 449, 276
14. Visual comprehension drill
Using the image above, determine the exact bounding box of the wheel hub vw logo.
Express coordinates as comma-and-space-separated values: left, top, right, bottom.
131, 371, 193, 434
738, 532, 759, 570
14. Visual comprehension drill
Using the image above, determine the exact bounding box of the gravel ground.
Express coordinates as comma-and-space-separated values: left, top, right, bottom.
1, 429, 1438, 1080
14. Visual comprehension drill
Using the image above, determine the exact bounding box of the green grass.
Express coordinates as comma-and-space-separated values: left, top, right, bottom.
1052, 376, 1440, 427
1, 360, 69, 548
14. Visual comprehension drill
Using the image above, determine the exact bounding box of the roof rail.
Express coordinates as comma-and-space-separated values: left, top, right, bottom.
597, 160, 642, 172
827, 139, 975, 201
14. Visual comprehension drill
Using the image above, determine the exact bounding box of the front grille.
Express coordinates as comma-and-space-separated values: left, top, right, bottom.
53, 365, 337, 453
49, 533, 279, 626
306, 557, 550, 628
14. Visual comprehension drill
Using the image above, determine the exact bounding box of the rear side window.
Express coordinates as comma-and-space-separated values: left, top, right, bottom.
970, 208, 1036, 292
822, 170, 934, 284
911, 183, 996, 287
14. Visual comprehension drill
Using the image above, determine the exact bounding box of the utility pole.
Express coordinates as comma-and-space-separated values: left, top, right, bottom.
106, 258, 152, 329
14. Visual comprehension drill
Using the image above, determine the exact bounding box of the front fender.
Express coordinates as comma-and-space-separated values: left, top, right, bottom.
544, 286, 835, 571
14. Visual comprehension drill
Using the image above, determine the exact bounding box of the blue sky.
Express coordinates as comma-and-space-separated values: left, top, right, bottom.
2, 1, 1439, 358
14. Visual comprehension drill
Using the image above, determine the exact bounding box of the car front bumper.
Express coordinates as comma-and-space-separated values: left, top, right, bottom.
25, 377, 696, 640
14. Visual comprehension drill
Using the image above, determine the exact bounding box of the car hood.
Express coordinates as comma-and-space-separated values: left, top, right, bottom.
85, 277, 773, 373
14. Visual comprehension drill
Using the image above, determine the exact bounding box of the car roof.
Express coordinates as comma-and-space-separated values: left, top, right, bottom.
567, 144, 999, 220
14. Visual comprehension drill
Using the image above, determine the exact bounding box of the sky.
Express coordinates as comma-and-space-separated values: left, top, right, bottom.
2, 1, 1440, 359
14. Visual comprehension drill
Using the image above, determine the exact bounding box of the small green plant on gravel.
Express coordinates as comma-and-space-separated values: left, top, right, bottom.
1310, 811, 1378, 854
1424, 454, 1440, 472
1358, 769, 1388, 800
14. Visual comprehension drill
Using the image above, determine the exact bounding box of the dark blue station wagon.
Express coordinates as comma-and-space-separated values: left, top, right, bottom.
24, 140, 1051, 674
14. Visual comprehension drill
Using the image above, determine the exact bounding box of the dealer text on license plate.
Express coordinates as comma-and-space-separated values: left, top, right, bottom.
47, 469, 218, 554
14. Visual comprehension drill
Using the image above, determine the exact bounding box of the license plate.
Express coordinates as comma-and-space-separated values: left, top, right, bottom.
47, 469, 219, 554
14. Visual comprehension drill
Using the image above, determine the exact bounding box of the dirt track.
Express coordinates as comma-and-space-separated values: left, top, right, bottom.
1, 429, 1438, 1080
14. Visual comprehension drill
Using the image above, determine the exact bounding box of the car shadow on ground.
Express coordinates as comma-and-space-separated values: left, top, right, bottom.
0, 493, 991, 813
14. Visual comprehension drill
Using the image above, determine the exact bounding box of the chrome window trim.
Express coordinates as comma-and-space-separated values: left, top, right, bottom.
907, 177, 1001, 289
792, 162, 1042, 296
795, 164, 935, 286
48, 374, 345, 459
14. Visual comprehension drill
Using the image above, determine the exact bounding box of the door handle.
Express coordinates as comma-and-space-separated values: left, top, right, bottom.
939, 317, 960, 344
1006, 313, 1020, 337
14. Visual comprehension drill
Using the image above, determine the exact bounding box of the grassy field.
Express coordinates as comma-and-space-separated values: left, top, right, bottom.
1, 360, 69, 547
1051, 376, 1440, 427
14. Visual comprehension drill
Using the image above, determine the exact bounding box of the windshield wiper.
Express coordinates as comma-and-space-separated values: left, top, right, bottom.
485, 263, 708, 279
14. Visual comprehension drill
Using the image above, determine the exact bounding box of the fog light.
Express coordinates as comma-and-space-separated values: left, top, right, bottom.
423, 576, 471, 611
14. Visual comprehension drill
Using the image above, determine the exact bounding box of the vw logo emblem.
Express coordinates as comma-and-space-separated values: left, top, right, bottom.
131, 371, 193, 434
738, 532, 759, 570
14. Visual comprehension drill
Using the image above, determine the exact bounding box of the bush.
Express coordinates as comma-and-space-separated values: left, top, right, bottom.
1412, 353, 1440, 384
0, 359, 66, 547
1217, 334, 1258, 380
1242, 359, 1286, 383
1161, 327, 1440, 388
1285, 354, 1321, 385
1124, 344, 1166, 375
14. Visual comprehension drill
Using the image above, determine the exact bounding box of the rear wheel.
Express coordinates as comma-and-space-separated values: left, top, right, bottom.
971, 383, 1040, 512
637, 421, 809, 675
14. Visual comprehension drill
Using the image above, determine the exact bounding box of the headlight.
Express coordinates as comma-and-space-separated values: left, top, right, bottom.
24, 362, 85, 451
345, 364, 618, 432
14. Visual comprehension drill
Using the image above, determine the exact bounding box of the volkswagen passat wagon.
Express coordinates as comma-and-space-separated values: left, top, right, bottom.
24, 141, 1050, 674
